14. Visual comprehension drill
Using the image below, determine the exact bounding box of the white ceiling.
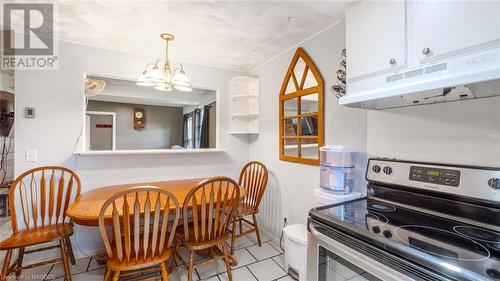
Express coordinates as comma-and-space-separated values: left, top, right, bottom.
6, 0, 353, 71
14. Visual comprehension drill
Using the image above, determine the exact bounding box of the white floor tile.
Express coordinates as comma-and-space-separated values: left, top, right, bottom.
19, 264, 54, 280
54, 268, 105, 281
200, 277, 220, 281
272, 254, 285, 271
246, 232, 270, 244
170, 265, 200, 281
246, 242, 280, 261
231, 249, 257, 269
87, 256, 106, 271
196, 259, 228, 279
247, 259, 287, 281
50, 257, 90, 279
219, 267, 257, 281
226, 235, 255, 250
268, 240, 284, 254
276, 276, 295, 281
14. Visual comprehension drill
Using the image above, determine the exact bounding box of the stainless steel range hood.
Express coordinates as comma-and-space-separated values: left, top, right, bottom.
339, 47, 500, 109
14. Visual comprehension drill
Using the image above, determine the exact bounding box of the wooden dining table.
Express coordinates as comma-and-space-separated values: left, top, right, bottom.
66, 178, 246, 265
67, 178, 246, 226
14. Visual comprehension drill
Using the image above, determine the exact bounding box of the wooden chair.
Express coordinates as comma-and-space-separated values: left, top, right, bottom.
0, 166, 81, 281
172, 177, 240, 281
98, 186, 180, 281
230, 161, 268, 254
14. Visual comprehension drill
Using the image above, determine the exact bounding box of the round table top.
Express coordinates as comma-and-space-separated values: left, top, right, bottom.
66, 178, 245, 226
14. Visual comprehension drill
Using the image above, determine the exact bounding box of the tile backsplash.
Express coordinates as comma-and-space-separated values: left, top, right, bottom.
367, 96, 500, 167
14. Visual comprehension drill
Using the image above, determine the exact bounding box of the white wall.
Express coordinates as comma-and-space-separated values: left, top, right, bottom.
249, 21, 367, 235
14, 40, 247, 258
367, 96, 500, 167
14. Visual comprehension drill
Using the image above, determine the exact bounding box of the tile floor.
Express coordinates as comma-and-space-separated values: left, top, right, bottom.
3, 231, 294, 281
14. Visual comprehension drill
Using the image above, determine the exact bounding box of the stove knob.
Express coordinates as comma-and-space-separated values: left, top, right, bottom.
372, 165, 381, 173
488, 178, 500, 190
372, 226, 381, 234
383, 166, 393, 175
383, 230, 392, 238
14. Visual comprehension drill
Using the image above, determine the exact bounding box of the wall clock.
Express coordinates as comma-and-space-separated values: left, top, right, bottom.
134, 107, 145, 129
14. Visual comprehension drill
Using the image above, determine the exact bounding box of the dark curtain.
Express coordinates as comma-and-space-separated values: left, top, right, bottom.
200, 105, 210, 148
194, 109, 202, 148
182, 114, 189, 148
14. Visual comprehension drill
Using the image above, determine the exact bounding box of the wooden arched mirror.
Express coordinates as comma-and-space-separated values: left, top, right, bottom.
279, 48, 324, 165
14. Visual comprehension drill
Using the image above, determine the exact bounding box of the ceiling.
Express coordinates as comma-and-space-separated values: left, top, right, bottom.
5, 0, 353, 71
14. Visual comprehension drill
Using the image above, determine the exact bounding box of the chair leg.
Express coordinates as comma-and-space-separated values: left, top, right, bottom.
111, 271, 120, 281
222, 244, 232, 281
65, 237, 76, 265
239, 218, 243, 236
160, 262, 169, 281
59, 240, 72, 281
230, 219, 237, 255
15, 247, 25, 278
187, 250, 194, 281
1, 249, 13, 281
170, 240, 179, 270
103, 268, 111, 281
252, 214, 262, 247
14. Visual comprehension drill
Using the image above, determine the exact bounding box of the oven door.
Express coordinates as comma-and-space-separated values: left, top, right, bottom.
307, 219, 418, 281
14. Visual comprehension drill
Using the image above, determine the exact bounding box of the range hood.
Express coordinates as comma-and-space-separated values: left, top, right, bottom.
339, 47, 500, 109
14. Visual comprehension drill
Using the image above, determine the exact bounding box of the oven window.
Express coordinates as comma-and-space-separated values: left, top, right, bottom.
319, 246, 382, 281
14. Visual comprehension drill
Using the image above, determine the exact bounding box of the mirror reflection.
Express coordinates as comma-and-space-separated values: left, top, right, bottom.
84, 76, 217, 151
301, 93, 318, 114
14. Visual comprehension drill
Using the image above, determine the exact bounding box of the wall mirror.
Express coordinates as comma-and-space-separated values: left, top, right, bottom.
279, 48, 324, 165
83, 75, 217, 151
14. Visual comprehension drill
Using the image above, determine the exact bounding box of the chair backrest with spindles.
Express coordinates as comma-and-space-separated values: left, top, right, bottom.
238, 161, 268, 211
9, 166, 82, 233
182, 177, 240, 243
98, 186, 180, 263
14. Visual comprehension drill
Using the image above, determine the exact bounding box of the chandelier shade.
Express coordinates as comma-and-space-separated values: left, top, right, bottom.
137, 33, 192, 92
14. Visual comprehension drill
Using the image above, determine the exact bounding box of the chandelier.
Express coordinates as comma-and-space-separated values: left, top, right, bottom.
136, 33, 192, 92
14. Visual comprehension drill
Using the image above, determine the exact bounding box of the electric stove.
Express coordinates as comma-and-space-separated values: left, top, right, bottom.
308, 158, 500, 281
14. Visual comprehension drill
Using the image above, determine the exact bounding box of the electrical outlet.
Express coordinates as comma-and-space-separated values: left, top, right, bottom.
25, 149, 37, 162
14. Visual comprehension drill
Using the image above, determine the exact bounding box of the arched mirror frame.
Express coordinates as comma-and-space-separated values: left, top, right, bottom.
279, 48, 324, 165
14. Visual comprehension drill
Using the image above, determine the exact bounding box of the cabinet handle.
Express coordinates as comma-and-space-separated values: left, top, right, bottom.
422, 48, 431, 55
389, 58, 396, 65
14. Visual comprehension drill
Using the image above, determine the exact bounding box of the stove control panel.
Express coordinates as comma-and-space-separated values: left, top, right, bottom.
366, 158, 500, 203
409, 166, 461, 187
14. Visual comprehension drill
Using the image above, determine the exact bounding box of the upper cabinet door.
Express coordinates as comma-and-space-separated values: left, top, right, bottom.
346, 1, 406, 80
415, 1, 500, 62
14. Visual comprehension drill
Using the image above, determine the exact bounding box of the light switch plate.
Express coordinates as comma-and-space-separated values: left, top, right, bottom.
25, 107, 35, 118
25, 149, 37, 162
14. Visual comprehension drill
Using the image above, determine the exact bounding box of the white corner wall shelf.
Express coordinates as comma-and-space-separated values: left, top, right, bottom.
229, 76, 259, 134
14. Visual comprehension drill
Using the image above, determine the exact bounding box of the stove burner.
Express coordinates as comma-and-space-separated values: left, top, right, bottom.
367, 202, 396, 212
343, 208, 389, 228
453, 226, 500, 243
394, 225, 490, 262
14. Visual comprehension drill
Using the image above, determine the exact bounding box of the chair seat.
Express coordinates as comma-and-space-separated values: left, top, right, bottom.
107, 244, 171, 271
0, 223, 74, 250
236, 203, 258, 217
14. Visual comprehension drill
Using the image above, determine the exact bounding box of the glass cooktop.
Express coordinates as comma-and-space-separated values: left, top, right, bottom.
310, 198, 500, 281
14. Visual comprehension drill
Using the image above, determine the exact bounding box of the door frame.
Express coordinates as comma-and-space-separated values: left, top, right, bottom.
85, 111, 117, 150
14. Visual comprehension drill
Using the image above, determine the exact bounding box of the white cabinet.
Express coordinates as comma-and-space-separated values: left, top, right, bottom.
346, 0, 406, 79
414, 1, 500, 63
229, 76, 259, 134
